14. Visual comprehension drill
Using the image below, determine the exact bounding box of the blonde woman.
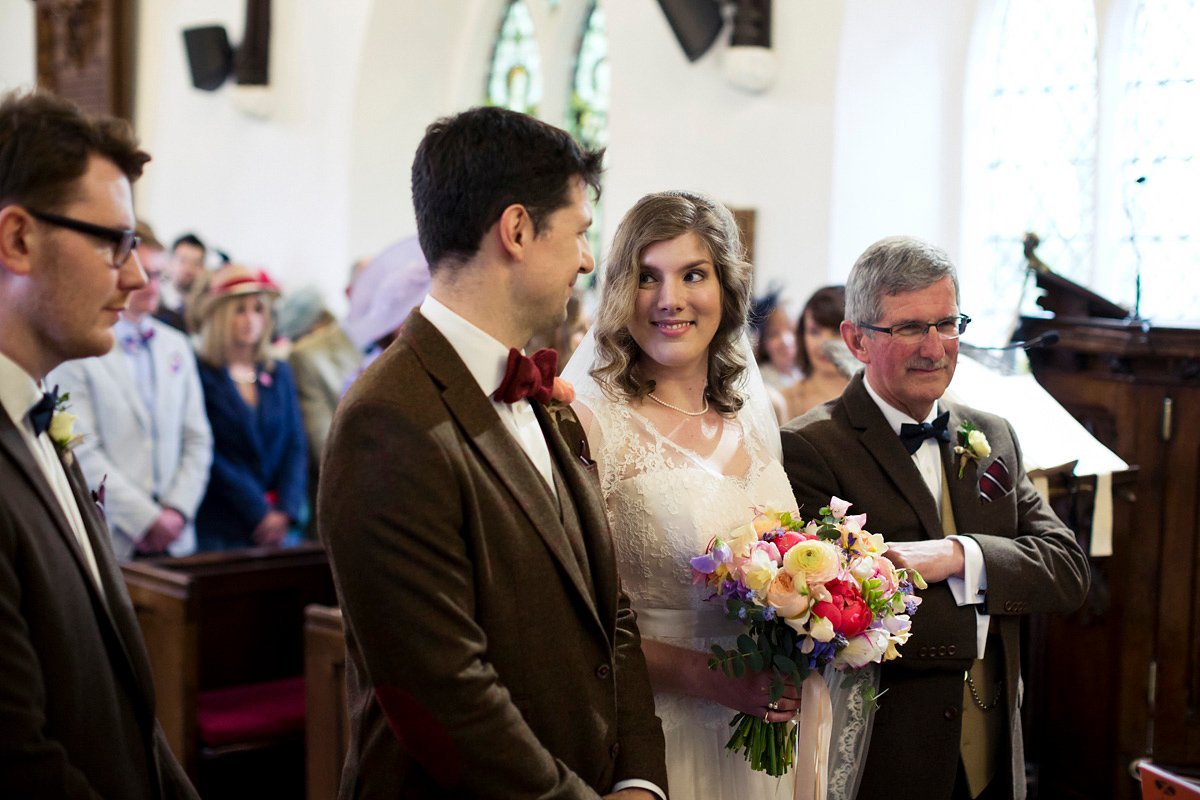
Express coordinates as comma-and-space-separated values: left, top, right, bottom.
194, 265, 307, 550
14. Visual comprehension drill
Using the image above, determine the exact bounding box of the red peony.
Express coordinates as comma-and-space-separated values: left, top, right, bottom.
813, 578, 872, 637
773, 532, 805, 556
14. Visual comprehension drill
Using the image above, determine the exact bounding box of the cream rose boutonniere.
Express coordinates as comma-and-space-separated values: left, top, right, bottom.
954, 420, 990, 479
48, 392, 87, 463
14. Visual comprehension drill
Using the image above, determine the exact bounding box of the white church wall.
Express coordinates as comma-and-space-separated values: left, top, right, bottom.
117, 0, 980, 319
0, 1, 35, 93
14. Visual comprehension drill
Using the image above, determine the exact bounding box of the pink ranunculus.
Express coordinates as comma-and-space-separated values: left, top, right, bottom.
875, 556, 900, 595
812, 578, 872, 637
754, 540, 781, 564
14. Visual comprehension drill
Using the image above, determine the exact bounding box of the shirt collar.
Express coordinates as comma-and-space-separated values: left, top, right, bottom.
0, 349, 46, 433
862, 373, 940, 436
420, 294, 514, 397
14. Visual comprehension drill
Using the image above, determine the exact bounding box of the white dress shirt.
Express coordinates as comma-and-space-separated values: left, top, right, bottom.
0, 351, 105, 594
862, 376, 990, 657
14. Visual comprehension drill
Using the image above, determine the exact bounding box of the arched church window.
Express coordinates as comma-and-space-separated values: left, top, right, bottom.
963, 0, 1098, 343
487, 0, 543, 115
566, 1, 609, 264
1108, 0, 1199, 319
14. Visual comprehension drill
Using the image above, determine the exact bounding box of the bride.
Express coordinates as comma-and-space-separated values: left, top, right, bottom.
563, 191, 802, 799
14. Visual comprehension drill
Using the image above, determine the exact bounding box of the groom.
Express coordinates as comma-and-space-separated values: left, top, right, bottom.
0, 90, 198, 798
782, 237, 1089, 800
318, 107, 667, 799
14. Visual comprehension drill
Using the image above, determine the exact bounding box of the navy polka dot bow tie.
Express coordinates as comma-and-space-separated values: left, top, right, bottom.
492, 348, 557, 404
899, 410, 951, 455
29, 386, 59, 437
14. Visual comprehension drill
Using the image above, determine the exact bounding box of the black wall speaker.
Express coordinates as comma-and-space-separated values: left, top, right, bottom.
656, 0, 725, 62
182, 26, 233, 91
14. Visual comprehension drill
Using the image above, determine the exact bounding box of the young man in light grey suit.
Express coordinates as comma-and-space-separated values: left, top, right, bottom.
782, 237, 1090, 800
319, 107, 667, 799
48, 223, 213, 560
0, 90, 198, 798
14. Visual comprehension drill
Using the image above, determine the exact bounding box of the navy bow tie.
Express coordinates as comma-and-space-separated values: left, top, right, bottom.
29, 386, 59, 437
899, 410, 951, 455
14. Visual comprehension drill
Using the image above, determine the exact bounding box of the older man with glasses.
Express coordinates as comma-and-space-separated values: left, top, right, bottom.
0, 89, 199, 798
782, 236, 1089, 800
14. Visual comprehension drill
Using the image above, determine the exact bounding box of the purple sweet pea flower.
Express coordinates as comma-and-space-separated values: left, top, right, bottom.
691, 553, 719, 574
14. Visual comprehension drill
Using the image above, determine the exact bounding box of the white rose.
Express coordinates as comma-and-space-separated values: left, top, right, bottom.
967, 429, 991, 458
48, 412, 76, 443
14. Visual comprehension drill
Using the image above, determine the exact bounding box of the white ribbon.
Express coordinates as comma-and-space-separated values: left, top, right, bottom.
793, 671, 833, 800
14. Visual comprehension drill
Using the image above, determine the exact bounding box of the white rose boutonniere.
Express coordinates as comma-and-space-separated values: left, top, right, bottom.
954, 420, 990, 479
48, 392, 86, 463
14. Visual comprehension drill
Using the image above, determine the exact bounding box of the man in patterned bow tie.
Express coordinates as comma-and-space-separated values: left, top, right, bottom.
48, 219, 213, 561
782, 237, 1089, 800
319, 106, 667, 799
0, 90, 198, 798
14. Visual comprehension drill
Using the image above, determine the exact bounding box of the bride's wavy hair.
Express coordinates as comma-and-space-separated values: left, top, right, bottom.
589, 190, 752, 416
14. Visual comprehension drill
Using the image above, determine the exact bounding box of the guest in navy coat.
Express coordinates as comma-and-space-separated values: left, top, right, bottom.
194, 264, 307, 550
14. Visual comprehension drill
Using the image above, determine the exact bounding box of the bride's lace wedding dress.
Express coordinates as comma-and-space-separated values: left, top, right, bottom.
574, 389, 795, 800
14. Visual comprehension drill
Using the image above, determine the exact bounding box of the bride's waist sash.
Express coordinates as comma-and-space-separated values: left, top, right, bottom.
634, 606, 741, 641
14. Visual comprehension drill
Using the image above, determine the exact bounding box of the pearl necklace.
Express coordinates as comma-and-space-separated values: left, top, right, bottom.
229, 366, 257, 385
647, 392, 709, 417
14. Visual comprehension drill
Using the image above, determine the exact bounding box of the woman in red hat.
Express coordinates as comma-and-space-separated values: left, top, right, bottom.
193, 264, 307, 550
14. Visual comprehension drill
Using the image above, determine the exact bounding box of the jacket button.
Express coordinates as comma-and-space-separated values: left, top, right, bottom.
596, 664, 611, 679
1005, 601, 1015, 612
948, 645, 956, 656
938, 645, 947, 656
919, 647, 928, 657
944, 706, 959, 720
610, 743, 621, 759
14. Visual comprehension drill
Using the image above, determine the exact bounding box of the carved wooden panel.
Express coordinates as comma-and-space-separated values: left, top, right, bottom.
35, 0, 134, 120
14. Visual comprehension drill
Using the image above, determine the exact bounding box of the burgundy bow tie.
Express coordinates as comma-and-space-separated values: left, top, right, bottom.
493, 348, 557, 404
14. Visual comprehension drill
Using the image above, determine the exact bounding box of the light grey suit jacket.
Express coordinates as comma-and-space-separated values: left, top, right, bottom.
48, 318, 212, 560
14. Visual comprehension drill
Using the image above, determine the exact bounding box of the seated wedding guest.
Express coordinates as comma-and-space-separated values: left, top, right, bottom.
751, 290, 801, 390
770, 285, 849, 424
194, 264, 307, 551
278, 286, 360, 537
155, 232, 206, 333
48, 220, 213, 560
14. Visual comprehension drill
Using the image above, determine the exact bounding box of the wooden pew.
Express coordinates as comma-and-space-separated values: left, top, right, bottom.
122, 544, 337, 795
304, 604, 348, 800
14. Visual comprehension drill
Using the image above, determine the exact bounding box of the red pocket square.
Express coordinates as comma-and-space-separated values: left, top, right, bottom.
979, 456, 1012, 503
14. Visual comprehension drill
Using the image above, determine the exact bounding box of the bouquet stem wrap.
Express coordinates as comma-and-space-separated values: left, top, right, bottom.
793, 672, 833, 800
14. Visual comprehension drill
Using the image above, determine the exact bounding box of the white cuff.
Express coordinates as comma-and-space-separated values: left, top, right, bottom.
947, 534, 991, 658
612, 778, 667, 800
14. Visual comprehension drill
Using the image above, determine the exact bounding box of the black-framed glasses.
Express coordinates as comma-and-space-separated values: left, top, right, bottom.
858, 314, 971, 343
27, 209, 141, 268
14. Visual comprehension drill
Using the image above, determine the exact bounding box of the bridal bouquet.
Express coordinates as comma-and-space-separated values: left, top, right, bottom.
690, 497, 925, 779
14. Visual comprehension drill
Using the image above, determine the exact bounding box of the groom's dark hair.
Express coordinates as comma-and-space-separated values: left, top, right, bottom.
411, 106, 603, 274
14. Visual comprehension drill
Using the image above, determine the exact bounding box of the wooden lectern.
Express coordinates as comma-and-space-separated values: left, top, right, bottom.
1015, 264, 1200, 800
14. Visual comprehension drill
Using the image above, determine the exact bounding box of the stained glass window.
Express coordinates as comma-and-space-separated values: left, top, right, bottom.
566, 1, 609, 265
1108, 0, 1199, 320
486, 0, 542, 115
962, 0, 1098, 344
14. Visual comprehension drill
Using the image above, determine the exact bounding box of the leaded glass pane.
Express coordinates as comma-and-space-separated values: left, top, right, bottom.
1110, 0, 1200, 321
486, 0, 543, 115
567, 1, 609, 272
963, 0, 1097, 344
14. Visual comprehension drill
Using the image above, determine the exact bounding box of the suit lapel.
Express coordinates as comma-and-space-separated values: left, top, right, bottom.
940, 400, 985, 533
0, 414, 156, 723
402, 312, 600, 622
842, 373, 942, 540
